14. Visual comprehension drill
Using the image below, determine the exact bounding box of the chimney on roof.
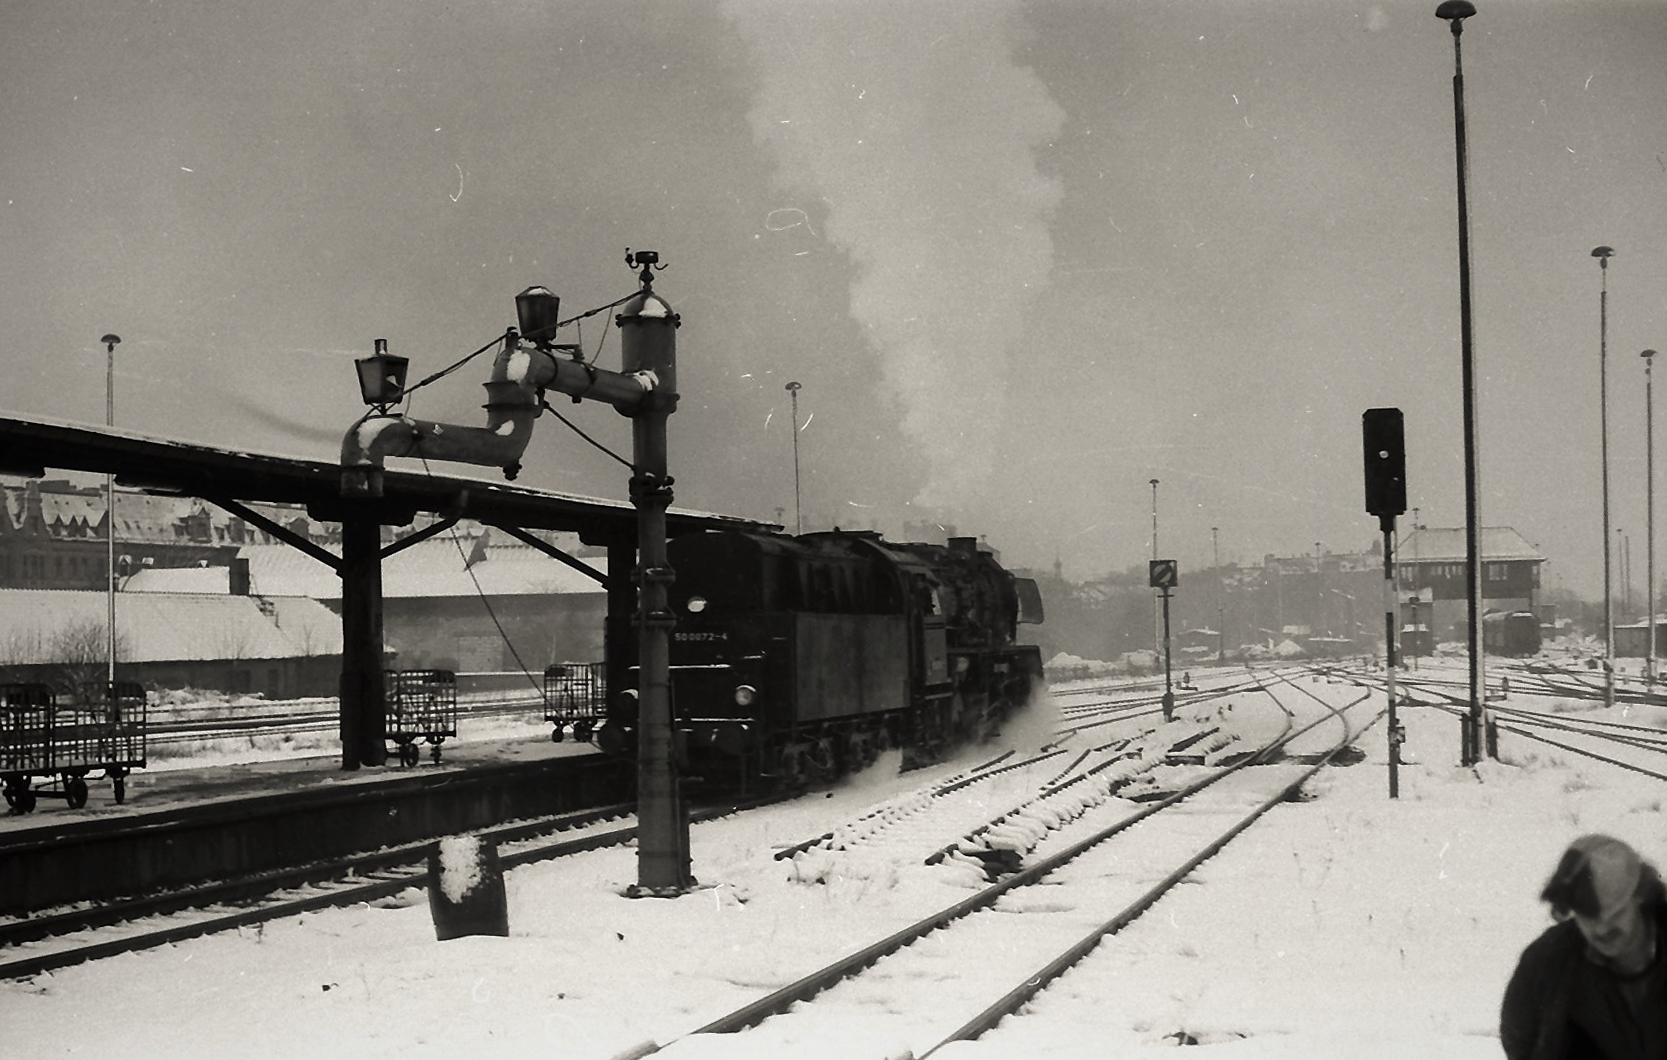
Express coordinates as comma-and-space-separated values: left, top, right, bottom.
230, 557, 251, 596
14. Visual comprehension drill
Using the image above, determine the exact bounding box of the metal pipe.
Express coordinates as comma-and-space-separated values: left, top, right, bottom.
340, 339, 659, 496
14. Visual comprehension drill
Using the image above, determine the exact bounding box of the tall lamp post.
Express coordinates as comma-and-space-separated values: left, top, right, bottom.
100, 333, 121, 691
1150, 478, 1161, 657
785, 381, 803, 535
1593, 245, 1617, 708
1212, 526, 1224, 664
1436, 0, 1489, 760
1645, 349, 1658, 685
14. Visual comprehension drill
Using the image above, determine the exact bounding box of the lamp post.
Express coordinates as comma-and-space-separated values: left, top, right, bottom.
1593, 245, 1617, 708
1645, 349, 1658, 684
1619, 529, 1631, 621
100, 333, 121, 691
785, 381, 803, 535
1436, 0, 1489, 760
1149, 478, 1161, 657
1212, 526, 1224, 664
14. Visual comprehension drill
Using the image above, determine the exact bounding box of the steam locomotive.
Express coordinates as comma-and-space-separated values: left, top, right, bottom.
596, 529, 1045, 787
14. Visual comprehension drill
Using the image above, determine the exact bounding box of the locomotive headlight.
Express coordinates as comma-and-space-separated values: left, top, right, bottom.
686, 595, 708, 613
733, 684, 757, 707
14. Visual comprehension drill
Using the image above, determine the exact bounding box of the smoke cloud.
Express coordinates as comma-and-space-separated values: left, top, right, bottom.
724, 1, 1064, 507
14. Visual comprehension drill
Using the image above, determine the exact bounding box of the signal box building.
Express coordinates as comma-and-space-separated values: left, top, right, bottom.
1395, 526, 1545, 652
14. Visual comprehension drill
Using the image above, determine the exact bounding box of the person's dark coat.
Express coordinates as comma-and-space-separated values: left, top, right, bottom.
1500, 899, 1667, 1060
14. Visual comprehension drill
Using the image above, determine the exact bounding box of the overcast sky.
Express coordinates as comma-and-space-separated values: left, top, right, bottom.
3, 0, 1664, 599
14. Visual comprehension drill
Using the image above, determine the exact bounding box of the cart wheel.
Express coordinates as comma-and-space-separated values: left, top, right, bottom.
17, 788, 37, 814
65, 777, 89, 810
113, 777, 126, 804
400, 743, 420, 767
551, 726, 565, 743
430, 742, 443, 764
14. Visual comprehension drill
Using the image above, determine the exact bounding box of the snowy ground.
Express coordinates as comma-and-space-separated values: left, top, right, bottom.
3, 661, 1664, 1060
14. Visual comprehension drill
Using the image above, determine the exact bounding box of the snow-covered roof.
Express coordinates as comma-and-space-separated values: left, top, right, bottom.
124, 567, 232, 594
236, 535, 607, 600
0, 589, 340, 663
1399, 526, 1544, 563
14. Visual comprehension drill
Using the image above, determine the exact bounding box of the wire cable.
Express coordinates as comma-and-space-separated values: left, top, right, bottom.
414, 455, 545, 699
539, 398, 635, 471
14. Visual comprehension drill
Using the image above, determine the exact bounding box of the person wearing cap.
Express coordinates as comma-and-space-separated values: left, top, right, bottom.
1501, 834, 1666, 1059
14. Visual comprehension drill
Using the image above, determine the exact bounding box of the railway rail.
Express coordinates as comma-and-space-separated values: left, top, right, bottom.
1336, 661, 1667, 784
626, 670, 1375, 1057
0, 792, 791, 982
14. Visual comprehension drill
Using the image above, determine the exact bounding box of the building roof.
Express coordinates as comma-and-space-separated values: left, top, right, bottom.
124, 566, 232, 594
2, 478, 329, 547
0, 589, 341, 664
229, 533, 608, 599
1398, 527, 1544, 564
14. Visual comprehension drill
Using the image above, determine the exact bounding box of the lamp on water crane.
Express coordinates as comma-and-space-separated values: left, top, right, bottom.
354, 339, 410, 413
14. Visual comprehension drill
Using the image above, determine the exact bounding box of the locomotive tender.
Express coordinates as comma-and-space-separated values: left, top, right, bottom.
597, 529, 1045, 787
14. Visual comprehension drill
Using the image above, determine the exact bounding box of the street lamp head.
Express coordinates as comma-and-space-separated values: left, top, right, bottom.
354, 337, 410, 410
1435, 0, 1476, 20
785, 381, 801, 393
1645, 349, 1658, 363
1592, 245, 1615, 261
101, 333, 121, 350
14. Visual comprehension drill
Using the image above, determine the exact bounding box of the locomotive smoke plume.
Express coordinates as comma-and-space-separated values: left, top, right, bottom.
724, 1, 1064, 508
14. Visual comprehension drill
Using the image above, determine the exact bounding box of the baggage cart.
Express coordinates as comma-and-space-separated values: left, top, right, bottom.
544, 662, 603, 743
2, 681, 147, 813
386, 669, 457, 766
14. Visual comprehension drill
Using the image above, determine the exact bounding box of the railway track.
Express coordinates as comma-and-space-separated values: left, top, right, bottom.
0, 793, 789, 982
1338, 661, 1667, 783
624, 672, 1375, 1057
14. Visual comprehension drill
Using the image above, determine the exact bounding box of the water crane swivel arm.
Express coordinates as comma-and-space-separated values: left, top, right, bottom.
340, 286, 677, 497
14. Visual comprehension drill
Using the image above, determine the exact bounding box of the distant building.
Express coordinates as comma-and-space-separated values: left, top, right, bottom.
1613, 618, 1667, 659
2, 476, 609, 694
0, 476, 329, 590
131, 527, 609, 676
1396, 526, 1545, 649
0, 588, 342, 696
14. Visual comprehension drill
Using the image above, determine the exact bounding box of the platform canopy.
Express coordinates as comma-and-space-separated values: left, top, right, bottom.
0, 412, 773, 540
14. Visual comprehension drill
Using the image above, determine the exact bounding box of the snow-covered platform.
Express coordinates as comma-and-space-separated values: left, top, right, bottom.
0, 734, 625, 916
